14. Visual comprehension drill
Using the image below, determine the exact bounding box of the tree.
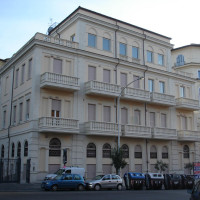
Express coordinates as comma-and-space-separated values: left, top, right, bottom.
155, 160, 168, 173
111, 147, 127, 175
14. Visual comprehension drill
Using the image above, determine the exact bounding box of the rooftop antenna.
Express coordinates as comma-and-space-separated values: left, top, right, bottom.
47, 18, 58, 35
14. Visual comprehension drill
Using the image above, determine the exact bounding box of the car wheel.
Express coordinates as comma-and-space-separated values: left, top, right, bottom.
117, 184, 122, 191
51, 185, 58, 191
94, 184, 101, 191
78, 184, 84, 191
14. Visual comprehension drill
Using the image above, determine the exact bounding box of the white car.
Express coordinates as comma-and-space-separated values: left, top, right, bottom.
86, 174, 123, 191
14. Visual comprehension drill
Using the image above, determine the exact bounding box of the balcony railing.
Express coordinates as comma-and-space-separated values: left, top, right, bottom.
177, 130, 200, 141
84, 121, 118, 136
150, 92, 176, 106
151, 127, 177, 140
123, 88, 151, 102
176, 98, 200, 110
35, 33, 79, 49
39, 117, 79, 133
85, 81, 121, 97
40, 72, 80, 91
122, 124, 151, 138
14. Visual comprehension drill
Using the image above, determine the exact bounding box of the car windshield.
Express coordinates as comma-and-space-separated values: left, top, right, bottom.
93, 175, 104, 180
53, 175, 63, 180
55, 169, 65, 175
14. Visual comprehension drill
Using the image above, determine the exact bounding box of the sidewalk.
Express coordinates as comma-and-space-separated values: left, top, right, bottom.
0, 183, 41, 192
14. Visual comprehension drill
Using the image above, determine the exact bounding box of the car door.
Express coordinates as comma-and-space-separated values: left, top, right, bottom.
101, 175, 111, 189
62, 174, 73, 189
111, 175, 120, 188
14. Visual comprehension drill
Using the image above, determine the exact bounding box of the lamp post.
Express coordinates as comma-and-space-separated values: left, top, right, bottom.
117, 76, 144, 152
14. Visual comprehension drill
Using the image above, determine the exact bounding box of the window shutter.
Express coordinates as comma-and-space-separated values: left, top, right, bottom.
53, 59, 62, 74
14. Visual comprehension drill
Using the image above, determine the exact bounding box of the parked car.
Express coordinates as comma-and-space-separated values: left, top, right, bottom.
145, 173, 164, 190
188, 180, 200, 200
44, 167, 85, 180
85, 174, 123, 191
41, 173, 85, 191
124, 172, 145, 190
181, 175, 195, 189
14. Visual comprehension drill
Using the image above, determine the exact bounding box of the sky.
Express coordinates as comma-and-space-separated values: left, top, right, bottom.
1, 0, 200, 59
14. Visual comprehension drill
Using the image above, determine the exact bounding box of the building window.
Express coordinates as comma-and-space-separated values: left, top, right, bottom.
103, 69, 110, 83
159, 81, 165, 93
49, 138, 61, 157
148, 79, 154, 92
21, 64, 25, 84
3, 110, 6, 128
132, 46, 138, 59
88, 33, 96, 48
181, 116, 187, 130
183, 145, 189, 158
88, 104, 96, 121
103, 38, 110, 51
11, 143, 15, 157
135, 145, 142, 158
158, 54, 164, 66
121, 107, 128, 125
53, 59, 62, 74
26, 99, 30, 120
51, 99, 61, 118
180, 86, 185, 97
147, 51, 153, 63
162, 146, 168, 159
176, 55, 185, 66
88, 66, 96, 81
13, 105, 17, 124
70, 34, 75, 42
133, 75, 140, 88
122, 144, 129, 158
120, 43, 127, 56
134, 110, 141, 125
17, 142, 21, 157
102, 143, 111, 158
120, 73, 127, 87
24, 141, 28, 157
150, 145, 157, 159
103, 106, 111, 122
87, 143, 96, 158
19, 102, 23, 122
15, 69, 19, 88
5, 76, 9, 95
150, 112, 156, 127
161, 113, 167, 128
27, 59, 32, 80
1, 145, 4, 158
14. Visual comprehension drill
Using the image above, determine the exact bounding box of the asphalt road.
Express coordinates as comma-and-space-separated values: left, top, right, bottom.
0, 189, 191, 200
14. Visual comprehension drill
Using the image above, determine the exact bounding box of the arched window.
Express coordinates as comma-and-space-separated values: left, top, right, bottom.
162, 146, 168, 159
102, 143, 111, 158
87, 143, 96, 158
122, 144, 129, 158
17, 142, 21, 157
150, 145, 157, 159
135, 145, 142, 158
11, 143, 15, 157
1, 145, 4, 158
176, 54, 185, 66
24, 141, 28, 157
183, 145, 189, 158
49, 138, 61, 157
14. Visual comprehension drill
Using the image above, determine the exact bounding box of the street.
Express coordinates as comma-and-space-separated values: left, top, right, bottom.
0, 189, 191, 200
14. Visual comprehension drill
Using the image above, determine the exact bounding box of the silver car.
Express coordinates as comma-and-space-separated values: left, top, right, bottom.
86, 174, 123, 191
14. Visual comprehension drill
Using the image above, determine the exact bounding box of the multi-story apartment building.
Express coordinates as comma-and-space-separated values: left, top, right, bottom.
0, 7, 199, 183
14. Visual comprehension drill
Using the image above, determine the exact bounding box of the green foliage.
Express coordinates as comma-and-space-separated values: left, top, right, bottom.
155, 160, 168, 173
184, 163, 194, 170
111, 147, 127, 175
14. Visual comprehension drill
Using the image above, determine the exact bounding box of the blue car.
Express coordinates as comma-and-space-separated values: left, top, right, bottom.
41, 174, 85, 191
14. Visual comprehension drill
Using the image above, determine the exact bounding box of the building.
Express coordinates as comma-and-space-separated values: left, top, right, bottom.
0, 7, 199, 183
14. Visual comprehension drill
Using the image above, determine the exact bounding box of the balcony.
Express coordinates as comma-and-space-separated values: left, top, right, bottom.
122, 87, 151, 102
38, 117, 79, 133
151, 127, 177, 140
150, 92, 176, 106
85, 81, 121, 97
84, 121, 118, 136
177, 130, 200, 141
122, 124, 151, 138
176, 98, 200, 110
40, 72, 80, 91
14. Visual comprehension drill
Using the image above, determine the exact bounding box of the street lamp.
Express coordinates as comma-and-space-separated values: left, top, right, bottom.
117, 76, 144, 152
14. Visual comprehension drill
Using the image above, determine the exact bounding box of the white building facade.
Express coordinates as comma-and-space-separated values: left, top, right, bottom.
0, 7, 200, 183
